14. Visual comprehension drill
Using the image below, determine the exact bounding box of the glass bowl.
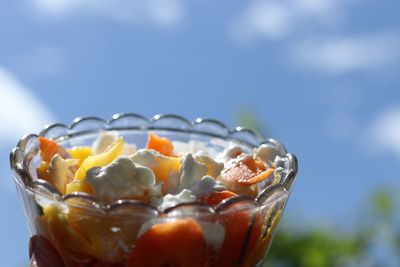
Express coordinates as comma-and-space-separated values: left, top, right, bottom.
10, 113, 298, 267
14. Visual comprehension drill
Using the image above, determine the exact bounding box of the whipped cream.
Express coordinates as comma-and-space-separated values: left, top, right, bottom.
157, 189, 196, 212
131, 149, 181, 193
130, 149, 166, 169
194, 152, 224, 178
178, 154, 208, 192
188, 176, 225, 198
255, 144, 276, 163
220, 146, 243, 161
85, 156, 157, 202
173, 140, 219, 157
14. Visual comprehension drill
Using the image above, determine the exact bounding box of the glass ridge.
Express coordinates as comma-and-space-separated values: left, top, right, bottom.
10, 113, 298, 216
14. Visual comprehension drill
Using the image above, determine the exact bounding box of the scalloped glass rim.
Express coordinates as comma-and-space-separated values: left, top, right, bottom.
10, 113, 298, 217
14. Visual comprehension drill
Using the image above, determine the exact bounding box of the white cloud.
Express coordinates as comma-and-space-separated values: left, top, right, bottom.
0, 66, 55, 147
291, 33, 400, 73
366, 107, 400, 156
230, 0, 341, 42
33, 0, 185, 27
230, 0, 400, 74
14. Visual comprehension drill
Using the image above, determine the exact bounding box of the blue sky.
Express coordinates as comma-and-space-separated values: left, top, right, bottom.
1, 0, 400, 265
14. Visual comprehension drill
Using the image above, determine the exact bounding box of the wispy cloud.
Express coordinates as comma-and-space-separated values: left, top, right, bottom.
33, 0, 185, 27
365, 106, 400, 156
230, 0, 400, 74
291, 33, 400, 74
230, 0, 341, 42
0, 66, 55, 147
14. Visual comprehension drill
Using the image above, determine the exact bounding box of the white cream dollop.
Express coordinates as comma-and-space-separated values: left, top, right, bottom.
130, 149, 165, 169
130, 149, 181, 193
255, 144, 276, 163
173, 140, 218, 157
220, 146, 243, 161
157, 189, 196, 212
194, 152, 224, 178
85, 156, 157, 202
178, 153, 208, 192
188, 176, 225, 198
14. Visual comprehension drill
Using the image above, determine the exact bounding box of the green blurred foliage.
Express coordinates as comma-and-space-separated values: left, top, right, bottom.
266, 227, 365, 267
263, 189, 400, 267
235, 111, 400, 267
236, 107, 269, 136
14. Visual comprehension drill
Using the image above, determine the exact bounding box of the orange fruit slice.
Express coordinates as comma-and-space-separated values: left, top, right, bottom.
127, 218, 211, 267
38, 137, 68, 162
146, 133, 175, 157
221, 157, 274, 185
202, 190, 237, 206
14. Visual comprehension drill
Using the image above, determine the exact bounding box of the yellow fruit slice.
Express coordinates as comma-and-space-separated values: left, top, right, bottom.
37, 204, 93, 265
37, 161, 51, 181
74, 137, 124, 181
67, 146, 93, 167
66, 180, 93, 195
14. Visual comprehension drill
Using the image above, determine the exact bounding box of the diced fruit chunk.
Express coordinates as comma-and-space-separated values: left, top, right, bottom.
67, 206, 140, 263
67, 146, 93, 167
218, 156, 274, 196
38, 137, 69, 162
221, 156, 273, 185
74, 137, 124, 181
146, 133, 175, 157
216, 209, 262, 267
202, 190, 237, 206
127, 218, 211, 267
37, 204, 94, 265
66, 180, 93, 194
37, 161, 51, 181
130, 150, 180, 194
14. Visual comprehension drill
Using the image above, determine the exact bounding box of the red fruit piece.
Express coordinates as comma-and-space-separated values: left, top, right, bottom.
29, 235, 65, 267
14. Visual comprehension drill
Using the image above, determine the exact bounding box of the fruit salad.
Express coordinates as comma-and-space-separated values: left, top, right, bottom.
31, 131, 286, 267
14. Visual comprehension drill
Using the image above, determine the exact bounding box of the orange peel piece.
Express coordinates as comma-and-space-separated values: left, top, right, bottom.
237, 168, 274, 185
